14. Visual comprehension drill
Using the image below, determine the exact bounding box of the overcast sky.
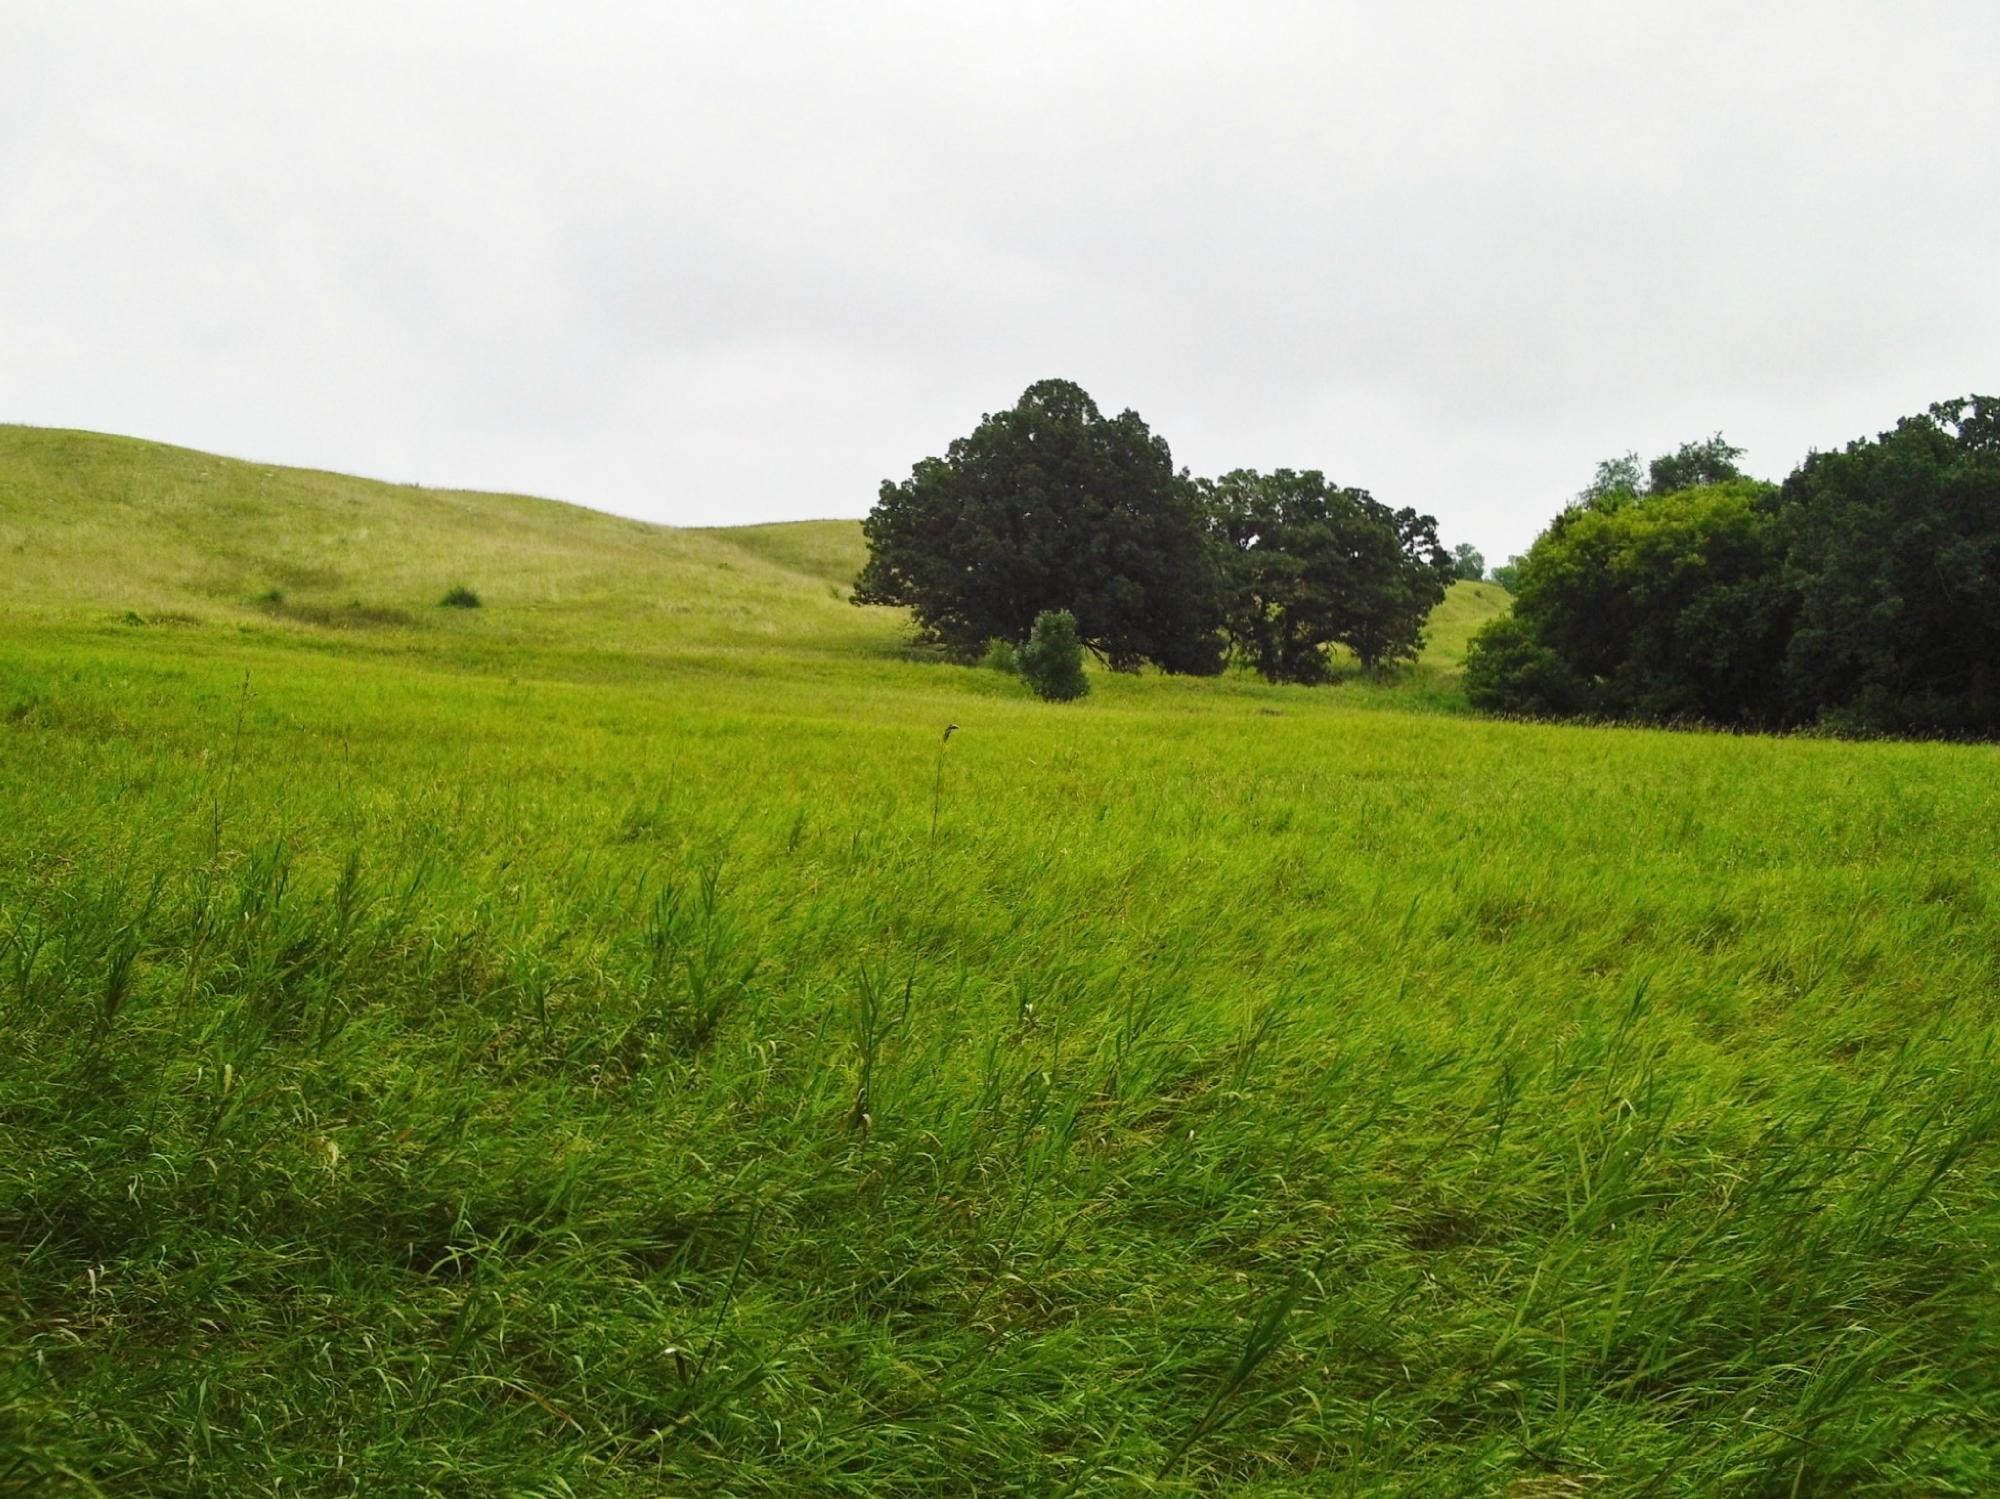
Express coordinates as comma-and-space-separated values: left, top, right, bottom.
5, 2, 1996, 563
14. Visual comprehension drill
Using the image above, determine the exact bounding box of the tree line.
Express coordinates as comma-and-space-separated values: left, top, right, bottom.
852, 379, 1458, 683
1466, 397, 2000, 737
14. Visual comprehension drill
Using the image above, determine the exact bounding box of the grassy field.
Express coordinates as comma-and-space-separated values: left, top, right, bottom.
4, 425, 1998, 1495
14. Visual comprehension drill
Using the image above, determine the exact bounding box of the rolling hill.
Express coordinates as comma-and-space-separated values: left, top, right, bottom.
1, 424, 882, 659
0, 423, 1492, 679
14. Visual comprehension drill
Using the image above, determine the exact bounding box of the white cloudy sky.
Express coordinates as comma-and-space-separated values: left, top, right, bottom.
5, 1, 1996, 563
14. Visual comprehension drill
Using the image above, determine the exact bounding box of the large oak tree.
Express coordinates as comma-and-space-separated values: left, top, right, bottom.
852, 379, 1224, 673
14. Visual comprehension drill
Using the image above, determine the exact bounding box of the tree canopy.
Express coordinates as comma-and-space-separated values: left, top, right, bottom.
1648, 433, 1746, 496
1466, 478, 1793, 725
852, 379, 1223, 673
1201, 469, 1454, 681
1781, 397, 2000, 734
1567, 434, 1745, 514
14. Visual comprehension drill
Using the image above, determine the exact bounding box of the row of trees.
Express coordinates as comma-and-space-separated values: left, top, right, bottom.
853, 379, 1457, 681
1466, 398, 2000, 736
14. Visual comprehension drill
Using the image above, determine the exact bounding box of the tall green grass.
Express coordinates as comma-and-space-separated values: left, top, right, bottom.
3, 427, 1998, 1494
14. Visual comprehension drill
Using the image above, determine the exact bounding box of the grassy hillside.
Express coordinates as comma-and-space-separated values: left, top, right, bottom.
4, 427, 1998, 1496
1422, 577, 1512, 666
0, 426, 884, 662
0, 425, 1494, 677
692, 518, 870, 591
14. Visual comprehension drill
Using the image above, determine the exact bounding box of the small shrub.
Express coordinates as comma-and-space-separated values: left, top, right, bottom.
980, 638, 1018, 673
1018, 610, 1089, 701
440, 585, 482, 610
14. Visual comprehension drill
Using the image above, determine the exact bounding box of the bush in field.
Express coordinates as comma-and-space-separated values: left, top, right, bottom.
980, 638, 1018, 673
440, 585, 482, 609
1018, 609, 1089, 701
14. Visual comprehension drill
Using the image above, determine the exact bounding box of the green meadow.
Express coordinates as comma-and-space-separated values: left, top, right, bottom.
3, 426, 1998, 1495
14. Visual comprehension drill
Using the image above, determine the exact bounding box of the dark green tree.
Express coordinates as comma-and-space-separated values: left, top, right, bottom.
852, 379, 1225, 673
1451, 543, 1485, 581
1489, 555, 1525, 593
1781, 396, 2000, 734
1017, 609, 1090, 701
1202, 469, 1453, 681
